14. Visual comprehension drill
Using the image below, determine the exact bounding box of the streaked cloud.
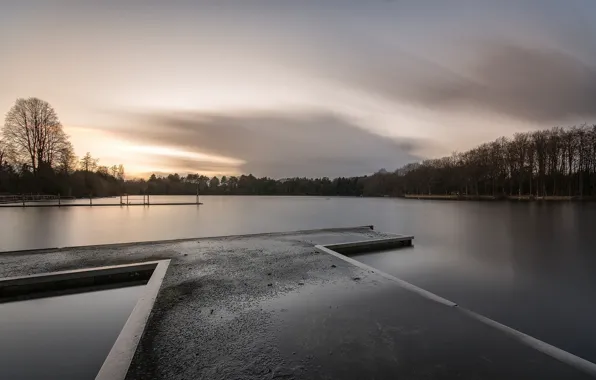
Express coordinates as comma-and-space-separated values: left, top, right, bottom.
375, 43, 596, 123
103, 110, 423, 178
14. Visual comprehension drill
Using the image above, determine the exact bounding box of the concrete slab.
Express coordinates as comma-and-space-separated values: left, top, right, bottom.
0, 226, 592, 380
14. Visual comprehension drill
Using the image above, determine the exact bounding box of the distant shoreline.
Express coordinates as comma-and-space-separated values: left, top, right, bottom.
2, 193, 596, 204
402, 194, 596, 202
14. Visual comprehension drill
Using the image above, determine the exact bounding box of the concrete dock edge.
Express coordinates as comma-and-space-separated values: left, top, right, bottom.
0, 225, 375, 255
95, 260, 171, 380
317, 243, 596, 378
315, 244, 456, 307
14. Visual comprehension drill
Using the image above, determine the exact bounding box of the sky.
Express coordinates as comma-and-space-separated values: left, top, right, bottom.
2, 0, 596, 178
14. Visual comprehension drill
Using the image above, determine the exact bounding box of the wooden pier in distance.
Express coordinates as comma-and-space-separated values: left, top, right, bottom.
0, 194, 202, 208
0, 194, 75, 205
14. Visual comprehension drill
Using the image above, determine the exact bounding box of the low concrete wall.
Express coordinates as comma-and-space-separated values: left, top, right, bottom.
324, 235, 413, 255
0, 261, 158, 301
96, 260, 171, 380
0, 259, 171, 380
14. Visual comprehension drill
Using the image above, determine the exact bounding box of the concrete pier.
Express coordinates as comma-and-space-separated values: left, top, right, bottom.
0, 227, 593, 380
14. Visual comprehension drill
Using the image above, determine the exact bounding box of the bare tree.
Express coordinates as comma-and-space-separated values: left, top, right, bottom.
97, 165, 109, 176
109, 165, 118, 177
79, 152, 99, 173
2, 98, 69, 174
117, 164, 125, 181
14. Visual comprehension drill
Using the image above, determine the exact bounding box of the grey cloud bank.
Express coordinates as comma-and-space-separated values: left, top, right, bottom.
112, 111, 423, 178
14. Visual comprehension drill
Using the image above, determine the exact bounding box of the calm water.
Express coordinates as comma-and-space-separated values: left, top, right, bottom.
1, 196, 596, 362
0, 285, 143, 380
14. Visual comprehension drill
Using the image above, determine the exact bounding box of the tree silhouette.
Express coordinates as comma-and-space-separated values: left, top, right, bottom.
79, 152, 99, 173
2, 98, 69, 175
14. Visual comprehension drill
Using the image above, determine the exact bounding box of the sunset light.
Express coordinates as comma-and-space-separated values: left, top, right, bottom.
125, 145, 244, 166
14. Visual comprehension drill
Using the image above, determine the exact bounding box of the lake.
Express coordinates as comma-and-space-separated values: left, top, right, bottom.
1, 195, 596, 362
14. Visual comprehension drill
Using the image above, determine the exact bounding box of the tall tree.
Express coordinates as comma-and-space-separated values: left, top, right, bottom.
79, 152, 98, 172
2, 98, 68, 174
117, 164, 125, 181
109, 165, 119, 178
209, 176, 220, 189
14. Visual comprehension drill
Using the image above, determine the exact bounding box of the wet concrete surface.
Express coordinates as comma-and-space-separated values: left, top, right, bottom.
0, 227, 592, 379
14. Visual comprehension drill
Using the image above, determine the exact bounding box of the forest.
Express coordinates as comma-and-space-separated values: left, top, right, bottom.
386, 125, 596, 199
2, 98, 596, 199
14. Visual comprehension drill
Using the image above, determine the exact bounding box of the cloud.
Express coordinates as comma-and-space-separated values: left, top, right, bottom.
139, 156, 240, 175
408, 44, 596, 122
271, 28, 596, 123
107, 111, 424, 178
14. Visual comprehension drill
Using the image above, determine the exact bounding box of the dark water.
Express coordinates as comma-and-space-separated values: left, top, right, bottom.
0, 285, 143, 380
1, 196, 596, 362
351, 201, 596, 363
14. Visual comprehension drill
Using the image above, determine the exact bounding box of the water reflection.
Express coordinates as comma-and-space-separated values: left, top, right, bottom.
0, 285, 143, 380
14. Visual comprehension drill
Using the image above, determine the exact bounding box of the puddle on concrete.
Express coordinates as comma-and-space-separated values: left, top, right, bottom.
0, 285, 144, 380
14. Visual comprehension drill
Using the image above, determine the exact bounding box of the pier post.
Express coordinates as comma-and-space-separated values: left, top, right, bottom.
127, 194, 129, 206
90, 194, 92, 206
22, 194, 25, 207
147, 194, 150, 205
58, 194, 61, 207
196, 184, 199, 204
120, 194, 122, 206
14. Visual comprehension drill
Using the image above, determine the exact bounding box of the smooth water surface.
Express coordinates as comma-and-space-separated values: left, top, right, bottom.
0, 285, 143, 380
352, 200, 596, 362
1, 196, 596, 362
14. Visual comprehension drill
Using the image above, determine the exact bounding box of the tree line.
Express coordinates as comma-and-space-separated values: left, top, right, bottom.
389, 125, 596, 198
2, 98, 596, 199
124, 173, 364, 197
